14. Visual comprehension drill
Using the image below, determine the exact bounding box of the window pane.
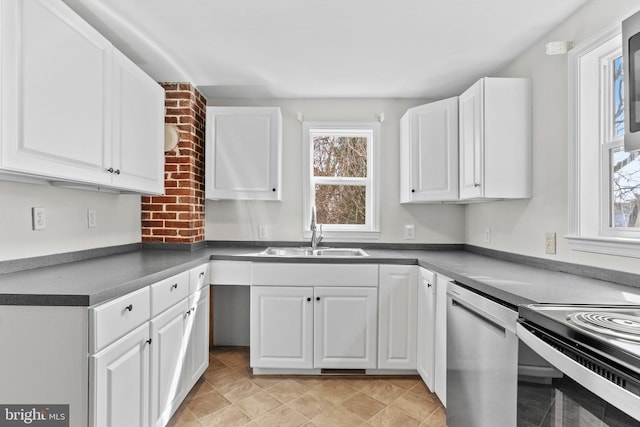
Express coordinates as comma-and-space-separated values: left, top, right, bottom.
611, 147, 640, 228
315, 184, 366, 225
614, 56, 624, 137
313, 136, 367, 178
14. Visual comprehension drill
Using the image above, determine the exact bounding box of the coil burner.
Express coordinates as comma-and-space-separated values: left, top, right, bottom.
568, 312, 640, 342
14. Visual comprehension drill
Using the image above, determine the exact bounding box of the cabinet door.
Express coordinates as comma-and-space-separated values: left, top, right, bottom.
150, 300, 188, 427
1, 0, 112, 184
417, 268, 436, 390
400, 98, 459, 203
378, 265, 418, 370
184, 286, 210, 390
111, 49, 165, 194
314, 287, 377, 369
90, 323, 150, 427
250, 286, 313, 369
434, 274, 451, 407
205, 107, 282, 201
459, 79, 484, 199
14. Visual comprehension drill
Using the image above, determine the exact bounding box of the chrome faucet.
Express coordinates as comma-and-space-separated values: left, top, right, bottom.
310, 206, 323, 250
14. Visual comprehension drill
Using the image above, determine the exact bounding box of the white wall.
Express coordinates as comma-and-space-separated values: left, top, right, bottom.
0, 181, 141, 261
205, 98, 466, 244
465, 0, 640, 274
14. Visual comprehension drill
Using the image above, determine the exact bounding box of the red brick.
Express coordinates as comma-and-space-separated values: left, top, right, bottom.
152, 228, 177, 236
153, 212, 176, 220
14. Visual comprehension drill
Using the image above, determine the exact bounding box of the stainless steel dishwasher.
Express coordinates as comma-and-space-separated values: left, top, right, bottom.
446, 281, 519, 427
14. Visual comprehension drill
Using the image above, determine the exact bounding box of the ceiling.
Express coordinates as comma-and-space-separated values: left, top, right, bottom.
62, 0, 589, 100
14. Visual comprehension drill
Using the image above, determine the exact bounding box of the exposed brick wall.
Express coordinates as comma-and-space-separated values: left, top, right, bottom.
141, 83, 206, 244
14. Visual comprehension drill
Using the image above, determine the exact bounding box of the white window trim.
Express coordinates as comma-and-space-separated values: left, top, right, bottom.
567, 23, 640, 258
302, 121, 380, 239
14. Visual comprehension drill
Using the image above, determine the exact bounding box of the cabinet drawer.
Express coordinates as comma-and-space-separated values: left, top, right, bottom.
189, 263, 210, 294
151, 272, 189, 316
90, 286, 151, 353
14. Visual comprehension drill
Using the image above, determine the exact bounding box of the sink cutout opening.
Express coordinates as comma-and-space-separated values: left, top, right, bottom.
320, 368, 366, 375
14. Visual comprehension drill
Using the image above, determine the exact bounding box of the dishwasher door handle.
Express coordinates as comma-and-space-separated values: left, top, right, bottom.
450, 297, 506, 336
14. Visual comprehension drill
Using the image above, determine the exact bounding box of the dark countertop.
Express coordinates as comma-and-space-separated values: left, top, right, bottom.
1, 244, 639, 307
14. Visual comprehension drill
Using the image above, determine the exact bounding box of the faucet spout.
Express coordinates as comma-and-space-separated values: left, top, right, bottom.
310, 207, 323, 250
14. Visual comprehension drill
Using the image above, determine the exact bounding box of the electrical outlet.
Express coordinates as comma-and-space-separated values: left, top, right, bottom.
404, 224, 415, 240
545, 232, 556, 254
484, 227, 491, 243
87, 209, 97, 228
32, 207, 46, 230
258, 225, 269, 240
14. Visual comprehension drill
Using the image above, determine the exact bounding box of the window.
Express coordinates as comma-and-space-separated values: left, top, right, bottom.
568, 26, 640, 257
302, 122, 380, 238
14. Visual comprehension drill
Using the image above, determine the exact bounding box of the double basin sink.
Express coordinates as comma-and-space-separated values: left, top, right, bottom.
257, 247, 369, 257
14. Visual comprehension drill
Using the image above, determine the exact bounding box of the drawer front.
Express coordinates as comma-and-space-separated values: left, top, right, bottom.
251, 263, 378, 287
151, 272, 189, 316
90, 286, 151, 353
209, 260, 251, 285
189, 263, 210, 294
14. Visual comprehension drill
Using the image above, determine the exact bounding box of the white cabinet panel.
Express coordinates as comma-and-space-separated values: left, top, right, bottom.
400, 98, 459, 203
314, 286, 377, 369
434, 273, 451, 407
459, 77, 531, 200
417, 267, 436, 391
206, 107, 282, 200
111, 49, 164, 194
150, 300, 188, 427
1, 0, 112, 184
252, 263, 378, 287
184, 286, 210, 388
378, 265, 418, 370
90, 323, 150, 427
250, 286, 314, 369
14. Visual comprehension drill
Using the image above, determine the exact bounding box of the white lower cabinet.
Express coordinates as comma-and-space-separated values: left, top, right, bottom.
378, 265, 418, 370
250, 285, 377, 370
417, 267, 436, 391
91, 323, 151, 427
434, 273, 451, 407
90, 264, 210, 427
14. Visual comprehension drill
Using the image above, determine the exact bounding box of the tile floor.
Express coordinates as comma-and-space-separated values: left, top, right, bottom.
168, 347, 447, 427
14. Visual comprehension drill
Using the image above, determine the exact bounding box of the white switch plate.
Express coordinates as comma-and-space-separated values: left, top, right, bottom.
87, 209, 97, 228
32, 207, 46, 230
484, 228, 491, 243
545, 232, 556, 254
404, 224, 415, 240
258, 225, 269, 240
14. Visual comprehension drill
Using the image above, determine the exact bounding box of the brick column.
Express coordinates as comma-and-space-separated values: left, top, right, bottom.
141, 83, 206, 245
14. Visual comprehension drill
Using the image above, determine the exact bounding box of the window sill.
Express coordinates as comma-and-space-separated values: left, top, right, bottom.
566, 235, 640, 258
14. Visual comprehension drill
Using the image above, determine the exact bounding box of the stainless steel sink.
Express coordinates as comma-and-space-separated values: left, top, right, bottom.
256, 247, 368, 257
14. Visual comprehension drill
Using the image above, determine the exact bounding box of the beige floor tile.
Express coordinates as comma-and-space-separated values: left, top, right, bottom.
310, 406, 364, 427
207, 367, 248, 395
390, 390, 440, 421
222, 378, 263, 403
340, 378, 377, 391
310, 380, 358, 404
358, 380, 407, 404
408, 381, 436, 400
254, 405, 308, 427
166, 406, 202, 427
199, 405, 252, 427
287, 391, 335, 419
234, 391, 283, 420
186, 390, 232, 419
266, 379, 312, 403
339, 392, 386, 421
187, 379, 217, 401
368, 406, 421, 427
214, 348, 250, 368
387, 377, 421, 390
252, 376, 286, 389
421, 406, 447, 427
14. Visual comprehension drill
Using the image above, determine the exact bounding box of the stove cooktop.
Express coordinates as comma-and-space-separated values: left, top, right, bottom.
519, 304, 640, 374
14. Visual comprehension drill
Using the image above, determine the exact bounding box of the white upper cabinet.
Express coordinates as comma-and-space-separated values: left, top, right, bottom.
0, 0, 164, 194
206, 107, 282, 201
458, 77, 531, 200
111, 50, 165, 194
400, 97, 459, 203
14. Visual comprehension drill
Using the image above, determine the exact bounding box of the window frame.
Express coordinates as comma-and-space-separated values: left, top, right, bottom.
302, 121, 380, 239
567, 24, 640, 257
